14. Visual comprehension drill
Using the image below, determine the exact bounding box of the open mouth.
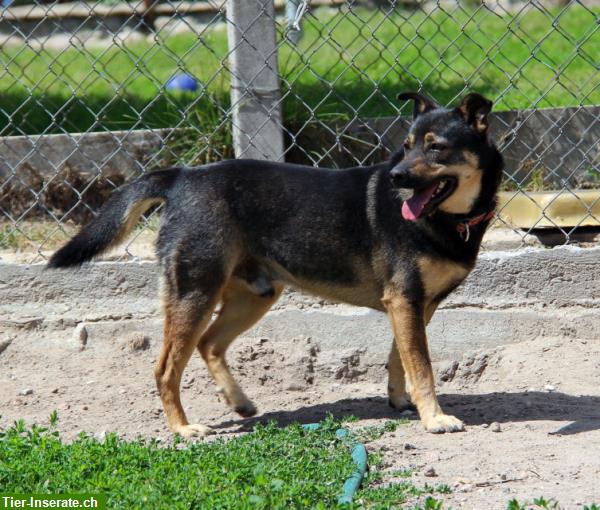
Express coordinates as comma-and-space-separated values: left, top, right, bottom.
401, 177, 457, 221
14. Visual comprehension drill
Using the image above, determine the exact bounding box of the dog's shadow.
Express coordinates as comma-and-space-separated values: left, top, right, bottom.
215, 391, 600, 436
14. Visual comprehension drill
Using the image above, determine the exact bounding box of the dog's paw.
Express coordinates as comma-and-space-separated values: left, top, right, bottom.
234, 401, 257, 418
173, 423, 214, 438
217, 387, 257, 417
423, 414, 465, 434
388, 393, 416, 412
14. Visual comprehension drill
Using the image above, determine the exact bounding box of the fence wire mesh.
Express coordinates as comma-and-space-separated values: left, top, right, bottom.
0, 0, 598, 262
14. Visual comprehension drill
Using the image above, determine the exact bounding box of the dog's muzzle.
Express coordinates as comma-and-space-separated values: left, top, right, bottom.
390, 165, 411, 188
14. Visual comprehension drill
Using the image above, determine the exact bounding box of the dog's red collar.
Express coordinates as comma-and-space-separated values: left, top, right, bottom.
455, 210, 495, 241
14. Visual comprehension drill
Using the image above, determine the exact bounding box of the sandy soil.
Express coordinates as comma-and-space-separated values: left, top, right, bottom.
1, 329, 599, 509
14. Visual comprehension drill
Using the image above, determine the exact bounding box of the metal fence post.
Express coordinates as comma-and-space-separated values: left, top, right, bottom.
226, 0, 284, 161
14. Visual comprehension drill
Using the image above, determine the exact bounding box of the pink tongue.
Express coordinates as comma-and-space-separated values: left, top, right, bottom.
401, 183, 439, 221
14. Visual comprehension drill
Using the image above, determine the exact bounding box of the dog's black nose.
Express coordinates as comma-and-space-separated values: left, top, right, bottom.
390, 166, 408, 187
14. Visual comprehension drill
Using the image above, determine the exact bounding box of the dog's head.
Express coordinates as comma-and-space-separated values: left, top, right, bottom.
390, 91, 501, 221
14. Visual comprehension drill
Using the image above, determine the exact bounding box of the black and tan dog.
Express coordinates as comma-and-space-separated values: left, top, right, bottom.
49, 92, 503, 437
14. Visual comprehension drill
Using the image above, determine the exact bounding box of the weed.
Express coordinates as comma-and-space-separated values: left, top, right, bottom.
421, 497, 444, 510
391, 468, 414, 478
157, 90, 234, 168
506, 497, 599, 510
354, 419, 407, 443
576, 168, 600, 190
48, 410, 58, 427
356, 480, 448, 510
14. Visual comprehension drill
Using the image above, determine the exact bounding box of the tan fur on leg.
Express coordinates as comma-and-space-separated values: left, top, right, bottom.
387, 341, 412, 410
387, 301, 439, 409
425, 302, 439, 325
383, 289, 464, 433
199, 278, 283, 417
155, 295, 219, 438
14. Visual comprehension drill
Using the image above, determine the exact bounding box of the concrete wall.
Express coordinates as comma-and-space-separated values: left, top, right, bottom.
318, 106, 600, 185
0, 130, 165, 183
1, 107, 597, 203
2, 246, 599, 366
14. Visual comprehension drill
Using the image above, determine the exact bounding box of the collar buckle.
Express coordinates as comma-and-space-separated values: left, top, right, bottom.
457, 222, 470, 242
455, 210, 495, 242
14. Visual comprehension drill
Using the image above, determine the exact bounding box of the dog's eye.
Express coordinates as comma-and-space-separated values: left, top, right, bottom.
403, 139, 411, 150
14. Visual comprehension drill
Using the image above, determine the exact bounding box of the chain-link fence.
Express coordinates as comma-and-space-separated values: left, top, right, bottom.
0, 0, 598, 262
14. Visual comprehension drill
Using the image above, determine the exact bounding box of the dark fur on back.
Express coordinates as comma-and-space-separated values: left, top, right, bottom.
50, 113, 502, 296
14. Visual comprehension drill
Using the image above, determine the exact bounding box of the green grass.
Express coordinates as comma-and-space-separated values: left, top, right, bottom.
2, 416, 598, 509
0, 416, 447, 509
0, 4, 597, 136
508, 498, 599, 510
1, 417, 353, 509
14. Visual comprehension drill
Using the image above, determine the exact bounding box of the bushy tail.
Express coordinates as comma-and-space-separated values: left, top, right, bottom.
48, 169, 179, 268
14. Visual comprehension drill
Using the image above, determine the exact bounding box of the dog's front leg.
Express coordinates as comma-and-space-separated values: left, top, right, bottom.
383, 289, 464, 433
387, 302, 439, 410
387, 341, 413, 410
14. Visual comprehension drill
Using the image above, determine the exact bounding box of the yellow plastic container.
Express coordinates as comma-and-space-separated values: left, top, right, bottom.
497, 190, 600, 228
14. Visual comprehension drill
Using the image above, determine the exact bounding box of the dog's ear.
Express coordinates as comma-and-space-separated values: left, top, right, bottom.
397, 91, 439, 119
455, 93, 493, 133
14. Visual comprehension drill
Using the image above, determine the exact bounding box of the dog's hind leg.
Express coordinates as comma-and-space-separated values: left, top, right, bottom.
155, 289, 220, 438
198, 277, 283, 417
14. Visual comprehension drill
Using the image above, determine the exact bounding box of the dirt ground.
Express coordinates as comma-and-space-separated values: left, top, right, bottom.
1, 328, 599, 509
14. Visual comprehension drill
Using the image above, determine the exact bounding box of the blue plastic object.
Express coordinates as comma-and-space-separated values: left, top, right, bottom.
338, 442, 368, 505
166, 74, 198, 92
302, 423, 368, 505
